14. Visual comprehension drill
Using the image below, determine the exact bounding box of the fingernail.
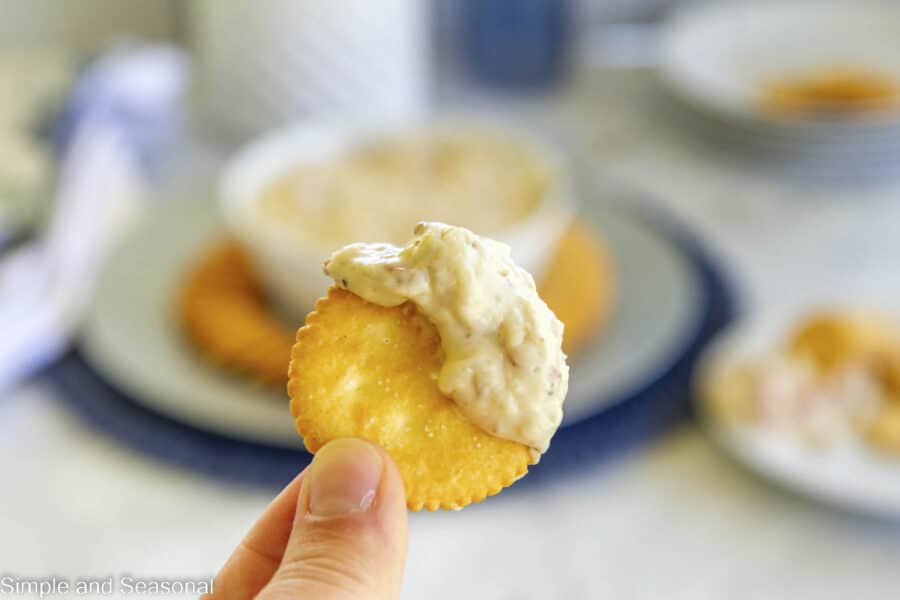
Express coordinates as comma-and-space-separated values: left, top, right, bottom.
307, 439, 383, 517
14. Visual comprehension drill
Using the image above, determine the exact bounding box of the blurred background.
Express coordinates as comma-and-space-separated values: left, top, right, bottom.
3, 1, 900, 598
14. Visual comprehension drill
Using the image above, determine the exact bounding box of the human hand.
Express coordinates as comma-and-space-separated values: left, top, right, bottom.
204, 438, 408, 599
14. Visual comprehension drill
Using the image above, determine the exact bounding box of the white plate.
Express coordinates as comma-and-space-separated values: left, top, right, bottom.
660, 0, 900, 135
667, 97, 900, 180
80, 192, 703, 449
695, 311, 900, 519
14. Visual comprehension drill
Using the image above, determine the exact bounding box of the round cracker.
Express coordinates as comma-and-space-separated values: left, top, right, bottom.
788, 312, 900, 374
538, 221, 614, 354
288, 287, 536, 511
178, 241, 296, 386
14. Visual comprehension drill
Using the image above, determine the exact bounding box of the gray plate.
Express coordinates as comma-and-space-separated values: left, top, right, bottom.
80, 193, 702, 449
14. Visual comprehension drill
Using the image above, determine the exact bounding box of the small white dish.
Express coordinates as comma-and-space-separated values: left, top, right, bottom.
660, 0, 900, 132
694, 310, 900, 519
80, 189, 703, 449
219, 117, 576, 318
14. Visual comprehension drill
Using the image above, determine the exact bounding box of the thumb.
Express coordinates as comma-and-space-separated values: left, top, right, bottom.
258, 438, 408, 600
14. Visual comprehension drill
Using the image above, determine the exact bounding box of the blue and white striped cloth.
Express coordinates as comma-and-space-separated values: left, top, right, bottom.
0, 43, 187, 393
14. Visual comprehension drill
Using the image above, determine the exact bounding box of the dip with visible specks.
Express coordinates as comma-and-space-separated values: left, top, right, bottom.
324, 222, 568, 455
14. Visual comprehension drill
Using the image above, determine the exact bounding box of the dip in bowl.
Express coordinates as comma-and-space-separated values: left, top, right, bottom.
220, 119, 576, 318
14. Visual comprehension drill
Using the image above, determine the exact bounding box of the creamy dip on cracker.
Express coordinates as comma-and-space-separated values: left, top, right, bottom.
324, 222, 568, 454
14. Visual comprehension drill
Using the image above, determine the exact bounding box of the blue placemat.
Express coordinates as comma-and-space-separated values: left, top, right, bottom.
43, 207, 736, 491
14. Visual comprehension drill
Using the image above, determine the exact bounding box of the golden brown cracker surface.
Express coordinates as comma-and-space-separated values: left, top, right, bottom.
288, 287, 536, 511
538, 221, 614, 354
178, 241, 296, 385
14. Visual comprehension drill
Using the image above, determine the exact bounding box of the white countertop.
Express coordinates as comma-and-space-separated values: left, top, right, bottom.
5, 383, 900, 599
4, 67, 900, 599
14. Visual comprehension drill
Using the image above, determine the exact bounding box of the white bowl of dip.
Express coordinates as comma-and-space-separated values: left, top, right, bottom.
219, 117, 577, 318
